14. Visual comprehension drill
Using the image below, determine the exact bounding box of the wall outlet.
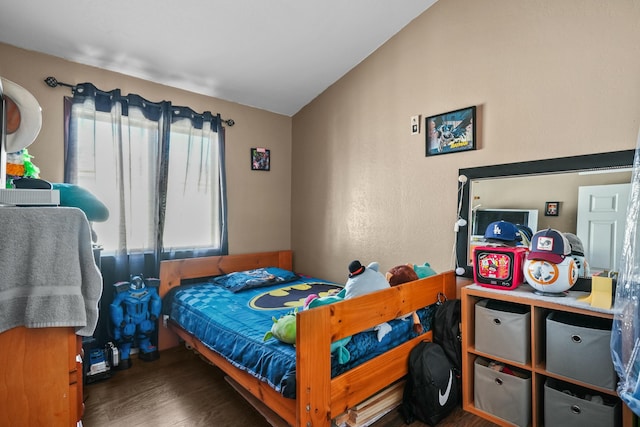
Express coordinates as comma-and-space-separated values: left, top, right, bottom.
411, 115, 420, 135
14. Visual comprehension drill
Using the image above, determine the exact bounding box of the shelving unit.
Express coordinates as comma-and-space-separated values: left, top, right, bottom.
461, 283, 633, 427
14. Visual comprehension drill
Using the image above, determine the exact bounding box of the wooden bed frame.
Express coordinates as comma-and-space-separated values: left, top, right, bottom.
158, 250, 456, 427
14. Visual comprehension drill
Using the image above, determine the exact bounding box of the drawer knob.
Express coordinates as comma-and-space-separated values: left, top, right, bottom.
571, 334, 582, 344
493, 318, 502, 325
494, 378, 503, 386
571, 404, 582, 414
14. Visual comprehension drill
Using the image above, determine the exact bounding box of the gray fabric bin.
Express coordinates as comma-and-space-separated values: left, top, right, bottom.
546, 311, 616, 390
544, 378, 620, 427
474, 357, 531, 427
475, 299, 530, 364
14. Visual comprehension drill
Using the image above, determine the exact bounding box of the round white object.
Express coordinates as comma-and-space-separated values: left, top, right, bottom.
1, 77, 42, 153
524, 256, 578, 295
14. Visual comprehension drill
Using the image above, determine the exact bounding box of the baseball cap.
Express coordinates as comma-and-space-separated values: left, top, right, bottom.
484, 221, 522, 245
563, 232, 585, 257
528, 228, 571, 264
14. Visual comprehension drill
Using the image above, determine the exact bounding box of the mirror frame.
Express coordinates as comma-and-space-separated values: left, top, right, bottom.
456, 149, 636, 278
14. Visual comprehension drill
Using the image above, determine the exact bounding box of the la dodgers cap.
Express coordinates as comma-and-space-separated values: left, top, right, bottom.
528, 228, 572, 264
484, 220, 522, 245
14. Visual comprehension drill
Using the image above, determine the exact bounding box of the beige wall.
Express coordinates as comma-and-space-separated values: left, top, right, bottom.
3, 0, 640, 284
0, 42, 292, 254
292, 0, 640, 282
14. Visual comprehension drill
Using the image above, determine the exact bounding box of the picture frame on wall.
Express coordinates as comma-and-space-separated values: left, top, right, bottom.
251, 147, 270, 171
425, 106, 476, 156
545, 201, 559, 216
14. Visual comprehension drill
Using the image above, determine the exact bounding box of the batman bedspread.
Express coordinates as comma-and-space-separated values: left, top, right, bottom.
162, 273, 436, 398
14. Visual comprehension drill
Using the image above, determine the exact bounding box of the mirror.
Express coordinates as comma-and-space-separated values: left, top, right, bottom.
455, 149, 636, 278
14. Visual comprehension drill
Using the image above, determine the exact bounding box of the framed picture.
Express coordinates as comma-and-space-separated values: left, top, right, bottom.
425, 106, 476, 156
545, 201, 559, 216
251, 147, 270, 171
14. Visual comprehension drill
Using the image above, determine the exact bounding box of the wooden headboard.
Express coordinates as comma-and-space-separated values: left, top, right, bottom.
158, 250, 293, 350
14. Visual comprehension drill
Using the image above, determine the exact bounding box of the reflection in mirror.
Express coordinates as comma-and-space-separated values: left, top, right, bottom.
455, 150, 635, 278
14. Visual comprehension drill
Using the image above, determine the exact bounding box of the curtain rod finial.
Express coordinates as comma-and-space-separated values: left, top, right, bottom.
222, 118, 235, 127
44, 76, 58, 88
44, 76, 74, 90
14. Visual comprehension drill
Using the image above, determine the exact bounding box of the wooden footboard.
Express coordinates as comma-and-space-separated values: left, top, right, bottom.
158, 251, 456, 427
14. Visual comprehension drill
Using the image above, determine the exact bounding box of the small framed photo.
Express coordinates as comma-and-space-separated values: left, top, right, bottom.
425, 106, 476, 156
251, 147, 270, 171
545, 201, 559, 216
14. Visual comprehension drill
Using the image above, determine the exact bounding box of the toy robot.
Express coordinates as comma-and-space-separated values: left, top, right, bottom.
110, 275, 161, 368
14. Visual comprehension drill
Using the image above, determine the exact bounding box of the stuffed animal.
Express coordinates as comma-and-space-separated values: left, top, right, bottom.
263, 309, 298, 345
413, 262, 437, 279
6, 149, 40, 188
344, 260, 390, 299
303, 294, 352, 364
344, 260, 392, 341
386, 264, 424, 334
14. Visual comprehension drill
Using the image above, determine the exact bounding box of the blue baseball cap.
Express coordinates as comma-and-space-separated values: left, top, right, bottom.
528, 228, 571, 264
484, 221, 522, 245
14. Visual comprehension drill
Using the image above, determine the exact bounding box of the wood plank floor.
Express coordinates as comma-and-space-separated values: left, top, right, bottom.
82, 345, 497, 427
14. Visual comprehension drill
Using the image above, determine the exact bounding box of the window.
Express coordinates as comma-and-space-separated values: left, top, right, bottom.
67, 87, 226, 258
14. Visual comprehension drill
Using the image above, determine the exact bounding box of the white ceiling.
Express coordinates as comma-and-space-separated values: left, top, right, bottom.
0, 0, 437, 116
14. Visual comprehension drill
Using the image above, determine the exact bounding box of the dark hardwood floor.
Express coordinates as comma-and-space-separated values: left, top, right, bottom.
82, 345, 497, 427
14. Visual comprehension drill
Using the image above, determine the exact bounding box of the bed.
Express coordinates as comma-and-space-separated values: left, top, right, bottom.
158, 250, 456, 427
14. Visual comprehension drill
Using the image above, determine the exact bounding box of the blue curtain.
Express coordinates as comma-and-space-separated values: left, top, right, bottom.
65, 83, 228, 347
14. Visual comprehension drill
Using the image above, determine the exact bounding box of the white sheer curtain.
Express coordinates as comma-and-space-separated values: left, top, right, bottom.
66, 83, 227, 278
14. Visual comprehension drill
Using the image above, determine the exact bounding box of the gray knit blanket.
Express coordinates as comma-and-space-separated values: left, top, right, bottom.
0, 206, 103, 336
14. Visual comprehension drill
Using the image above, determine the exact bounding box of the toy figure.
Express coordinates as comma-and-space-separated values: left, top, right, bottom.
110, 275, 161, 368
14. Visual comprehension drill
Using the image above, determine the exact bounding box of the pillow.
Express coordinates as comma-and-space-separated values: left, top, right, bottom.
211, 267, 299, 293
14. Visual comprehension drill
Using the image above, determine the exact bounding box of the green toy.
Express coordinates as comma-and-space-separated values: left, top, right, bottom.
413, 262, 437, 279
263, 309, 298, 345
304, 293, 352, 364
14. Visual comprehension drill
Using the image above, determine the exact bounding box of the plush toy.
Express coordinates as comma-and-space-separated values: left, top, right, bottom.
386, 264, 424, 334
263, 309, 298, 345
344, 260, 390, 299
344, 260, 392, 341
6, 149, 40, 188
303, 294, 352, 364
413, 262, 438, 279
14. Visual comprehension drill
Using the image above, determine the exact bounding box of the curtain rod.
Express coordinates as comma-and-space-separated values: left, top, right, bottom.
43, 76, 235, 126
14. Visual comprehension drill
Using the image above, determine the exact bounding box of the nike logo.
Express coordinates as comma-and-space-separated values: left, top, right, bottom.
438, 370, 453, 406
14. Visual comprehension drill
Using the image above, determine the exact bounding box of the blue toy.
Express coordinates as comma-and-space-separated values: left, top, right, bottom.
110, 275, 161, 368
343, 260, 392, 341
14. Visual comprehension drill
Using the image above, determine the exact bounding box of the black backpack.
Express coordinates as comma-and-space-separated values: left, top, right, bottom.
432, 298, 462, 393
400, 341, 459, 426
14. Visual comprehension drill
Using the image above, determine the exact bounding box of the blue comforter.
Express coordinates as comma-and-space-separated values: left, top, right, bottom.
163, 276, 435, 398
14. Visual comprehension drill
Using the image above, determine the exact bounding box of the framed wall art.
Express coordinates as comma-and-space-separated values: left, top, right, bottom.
545, 201, 559, 216
251, 147, 270, 171
425, 106, 476, 156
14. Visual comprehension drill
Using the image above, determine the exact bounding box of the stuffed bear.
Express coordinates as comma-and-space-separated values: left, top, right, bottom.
386, 264, 423, 334
344, 260, 392, 341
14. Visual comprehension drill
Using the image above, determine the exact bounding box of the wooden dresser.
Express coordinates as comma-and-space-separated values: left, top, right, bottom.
0, 326, 83, 426
0, 207, 103, 427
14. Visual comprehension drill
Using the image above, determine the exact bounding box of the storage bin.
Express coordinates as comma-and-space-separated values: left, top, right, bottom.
475, 299, 530, 364
474, 357, 531, 427
546, 311, 616, 390
544, 377, 620, 427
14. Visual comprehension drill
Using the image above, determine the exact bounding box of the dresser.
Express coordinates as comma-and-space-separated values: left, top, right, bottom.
0, 207, 103, 426
0, 327, 83, 426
